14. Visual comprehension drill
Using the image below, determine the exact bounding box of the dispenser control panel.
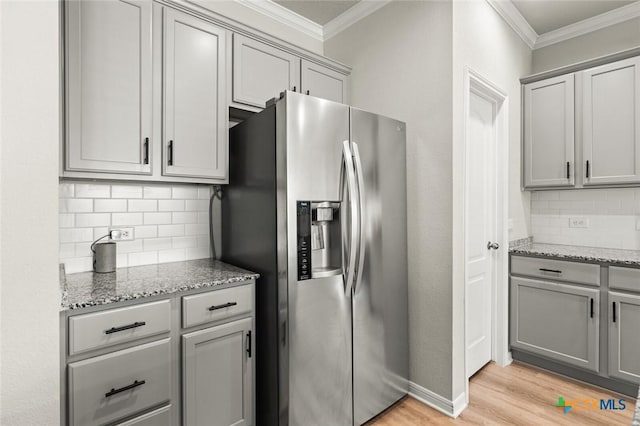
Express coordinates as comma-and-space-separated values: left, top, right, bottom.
297, 201, 311, 281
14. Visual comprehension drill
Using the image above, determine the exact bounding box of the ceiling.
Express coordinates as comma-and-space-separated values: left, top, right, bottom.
511, 0, 636, 34
274, 0, 360, 25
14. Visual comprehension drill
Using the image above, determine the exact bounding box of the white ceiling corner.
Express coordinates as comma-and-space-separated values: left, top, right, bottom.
234, 0, 324, 41
323, 0, 392, 40
486, 0, 537, 49
487, 0, 640, 50
534, 1, 640, 49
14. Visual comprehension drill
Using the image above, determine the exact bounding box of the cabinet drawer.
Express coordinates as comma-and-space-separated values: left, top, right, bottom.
609, 266, 640, 292
69, 300, 171, 356
116, 405, 172, 426
68, 339, 171, 426
511, 256, 600, 286
182, 284, 253, 328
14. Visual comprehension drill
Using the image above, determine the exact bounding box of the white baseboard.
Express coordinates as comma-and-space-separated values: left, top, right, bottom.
408, 381, 468, 418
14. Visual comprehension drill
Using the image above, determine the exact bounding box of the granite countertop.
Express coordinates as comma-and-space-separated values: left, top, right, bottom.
60, 258, 259, 310
510, 243, 640, 266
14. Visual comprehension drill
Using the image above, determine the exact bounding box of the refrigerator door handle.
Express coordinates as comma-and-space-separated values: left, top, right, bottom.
342, 140, 359, 295
352, 142, 366, 293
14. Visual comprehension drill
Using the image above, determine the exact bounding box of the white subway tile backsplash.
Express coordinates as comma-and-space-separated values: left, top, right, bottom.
60, 181, 210, 273
158, 224, 185, 237
159, 200, 184, 212
112, 185, 142, 199
172, 186, 198, 199
112, 212, 144, 226
75, 184, 110, 198
532, 187, 640, 249
94, 199, 127, 212
143, 186, 171, 199
135, 225, 158, 239
60, 198, 93, 213
172, 212, 197, 224
144, 212, 172, 225
128, 199, 158, 212
144, 238, 172, 252
75, 213, 110, 227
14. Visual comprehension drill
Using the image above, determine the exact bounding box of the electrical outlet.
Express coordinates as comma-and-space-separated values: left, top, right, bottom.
569, 217, 589, 228
110, 228, 134, 241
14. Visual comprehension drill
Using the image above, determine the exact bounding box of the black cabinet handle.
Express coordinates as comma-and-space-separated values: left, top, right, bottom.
246, 331, 252, 358
105, 321, 146, 335
590, 298, 594, 318
306, 90, 310, 95
105, 380, 145, 398
292, 86, 296, 92
168, 140, 174, 166
566, 162, 570, 179
613, 301, 617, 323
143, 137, 149, 165
586, 160, 590, 178
208, 302, 237, 311
539, 268, 562, 274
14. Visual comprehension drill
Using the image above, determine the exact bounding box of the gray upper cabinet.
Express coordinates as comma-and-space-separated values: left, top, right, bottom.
523, 74, 575, 188
510, 276, 599, 372
582, 57, 640, 186
301, 59, 348, 104
65, 0, 153, 175
163, 9, 227, 180
233, 34, 300, 108
183, 318, 253, 426
608, 291, 640, 384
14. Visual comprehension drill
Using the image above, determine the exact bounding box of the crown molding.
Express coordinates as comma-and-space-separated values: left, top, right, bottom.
486, 0, 537, 49
234, 0, 323, 41
534, 1, 640, 49
323, 0, 392, 40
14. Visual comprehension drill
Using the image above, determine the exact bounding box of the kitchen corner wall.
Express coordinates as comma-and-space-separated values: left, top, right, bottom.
531, 188, 640, 249
59, 181, 220, 274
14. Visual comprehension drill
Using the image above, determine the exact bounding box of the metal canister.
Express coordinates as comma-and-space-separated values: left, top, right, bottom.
93, 241, 116, 273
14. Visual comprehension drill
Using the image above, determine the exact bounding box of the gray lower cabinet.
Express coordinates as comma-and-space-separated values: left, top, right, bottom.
510, 276, 599, 372
608, 291, 640, 384
183, 317, 254, 426
65, 0, 153, 175
116, 403, 172, 426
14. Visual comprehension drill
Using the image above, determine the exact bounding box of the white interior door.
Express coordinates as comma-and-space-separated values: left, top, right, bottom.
465, 91, 497, 378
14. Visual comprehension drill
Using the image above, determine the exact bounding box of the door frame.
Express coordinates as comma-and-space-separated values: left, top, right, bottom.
462, 68, 510, 395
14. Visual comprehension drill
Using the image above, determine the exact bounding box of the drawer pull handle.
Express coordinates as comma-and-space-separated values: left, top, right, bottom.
539, 268, 562, 274
105, 380, 146, 398
208, 302, 237, 311
105, 321, 146, 335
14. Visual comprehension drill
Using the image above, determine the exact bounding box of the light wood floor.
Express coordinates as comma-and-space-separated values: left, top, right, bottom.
370, 362, 637, 425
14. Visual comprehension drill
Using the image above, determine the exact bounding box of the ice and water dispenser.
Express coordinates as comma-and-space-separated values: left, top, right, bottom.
296, 201, 342, 281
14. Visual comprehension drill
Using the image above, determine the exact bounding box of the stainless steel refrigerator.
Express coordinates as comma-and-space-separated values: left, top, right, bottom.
222, 91, 408, 425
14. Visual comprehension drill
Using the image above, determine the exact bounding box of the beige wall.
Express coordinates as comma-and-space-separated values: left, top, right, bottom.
1, 1, 61, 423
533, 18, 640, 73
326, 0, 455, 399
190, 0, 324, 54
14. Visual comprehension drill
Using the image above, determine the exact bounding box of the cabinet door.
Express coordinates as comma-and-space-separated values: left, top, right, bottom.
301, 60, 348, 104
183, 318, 253, 426
582, 57, 640, 185
65, 0, 152, 174
233, 34, 300, 108
609, 292, 640, 384
163, 9, 227, 180
523, 75, 575, 188
510, 277, 599, 371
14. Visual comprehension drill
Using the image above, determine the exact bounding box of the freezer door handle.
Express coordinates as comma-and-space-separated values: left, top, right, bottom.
342, 140, 359, 295
352, 142, 366, 293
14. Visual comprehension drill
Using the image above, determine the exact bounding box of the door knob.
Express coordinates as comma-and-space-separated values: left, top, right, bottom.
487, 241, 500, 250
